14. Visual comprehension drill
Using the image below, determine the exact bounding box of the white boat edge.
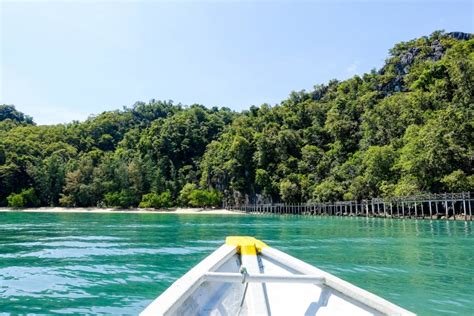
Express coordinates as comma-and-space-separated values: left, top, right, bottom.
141, 237, 416, 316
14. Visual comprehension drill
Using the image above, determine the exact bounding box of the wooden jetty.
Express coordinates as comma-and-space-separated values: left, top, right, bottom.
227, 192, 473, 221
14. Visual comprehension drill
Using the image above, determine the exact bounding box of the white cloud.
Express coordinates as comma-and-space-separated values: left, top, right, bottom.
346, 61, 360, 74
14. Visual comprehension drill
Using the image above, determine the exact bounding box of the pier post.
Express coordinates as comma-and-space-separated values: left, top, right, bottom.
242, 192, 469, 221
451, 194, 456, 220
463, 194, 467, 220
445, 197, 449, 220
469, 198, 472, 221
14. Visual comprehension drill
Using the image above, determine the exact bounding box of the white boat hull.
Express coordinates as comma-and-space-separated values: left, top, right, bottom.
141, 237, 415, 316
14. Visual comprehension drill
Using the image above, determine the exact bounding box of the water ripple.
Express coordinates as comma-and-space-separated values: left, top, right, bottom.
0, 212, 472, 315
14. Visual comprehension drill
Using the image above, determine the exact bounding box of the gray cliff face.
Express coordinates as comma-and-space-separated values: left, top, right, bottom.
378, 31, 472, 95
447, 32, 472, 41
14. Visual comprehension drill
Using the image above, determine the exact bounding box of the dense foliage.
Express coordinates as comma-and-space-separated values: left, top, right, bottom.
1, 31, 472, 208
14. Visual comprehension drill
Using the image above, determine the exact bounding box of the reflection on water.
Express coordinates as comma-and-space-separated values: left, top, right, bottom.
0, 212, 473, 315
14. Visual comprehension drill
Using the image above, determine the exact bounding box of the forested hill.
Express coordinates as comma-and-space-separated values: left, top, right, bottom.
1, 31, 472, 208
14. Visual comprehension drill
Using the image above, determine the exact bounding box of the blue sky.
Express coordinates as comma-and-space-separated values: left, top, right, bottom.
1, 0, 473, 125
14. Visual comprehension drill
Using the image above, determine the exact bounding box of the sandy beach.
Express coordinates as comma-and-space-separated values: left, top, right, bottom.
0, 207, 243, 215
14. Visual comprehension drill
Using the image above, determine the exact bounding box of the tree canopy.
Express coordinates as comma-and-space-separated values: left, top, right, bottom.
1, 31, 472, 208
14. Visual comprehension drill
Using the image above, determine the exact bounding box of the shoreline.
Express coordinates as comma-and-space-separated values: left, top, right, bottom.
0, 207, 243, 215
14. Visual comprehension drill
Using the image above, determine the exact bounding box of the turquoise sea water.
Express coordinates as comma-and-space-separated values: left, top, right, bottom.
0, 212, 473, 315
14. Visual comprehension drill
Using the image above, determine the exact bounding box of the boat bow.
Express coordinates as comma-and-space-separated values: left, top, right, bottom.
141, 236, 415, 316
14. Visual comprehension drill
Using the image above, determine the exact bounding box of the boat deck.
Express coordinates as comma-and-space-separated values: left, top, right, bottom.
141, 237, 415, 316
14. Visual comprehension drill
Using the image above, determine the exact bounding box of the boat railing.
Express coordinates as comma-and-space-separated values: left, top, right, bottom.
203, 272, 326, 285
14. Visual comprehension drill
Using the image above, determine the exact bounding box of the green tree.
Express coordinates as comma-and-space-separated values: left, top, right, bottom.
7, 193, 25, 208
104, 189, 139, 208
7, 188, 39, 208
188, 189, 222, 207
139, 192, 172, 208
178, 183, 197, 206
312, 179, 344, 202
0, 105, 34, 125
441, 170, 474, 192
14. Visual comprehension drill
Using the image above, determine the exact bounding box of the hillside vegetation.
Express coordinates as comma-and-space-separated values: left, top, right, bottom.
1, 31, 472, 208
